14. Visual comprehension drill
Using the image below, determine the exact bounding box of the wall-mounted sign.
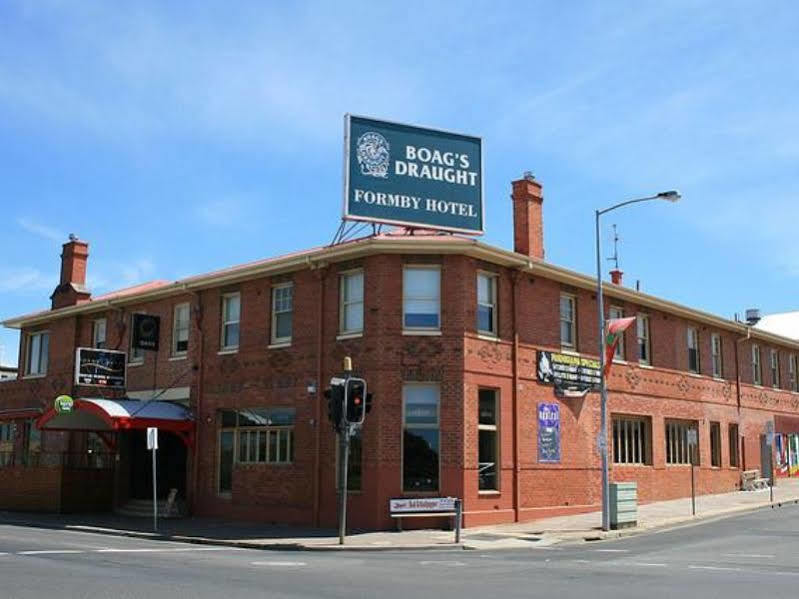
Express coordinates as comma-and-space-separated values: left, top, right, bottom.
75, 348, 126, 388
54, 395, 74, 414
344, 114, 483, 234
132, 313, 160, 351
536, 351, 601, 393
538, 403, 561, 463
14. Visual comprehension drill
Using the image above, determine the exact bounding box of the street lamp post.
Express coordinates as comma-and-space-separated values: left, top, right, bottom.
596, 190, 680, 531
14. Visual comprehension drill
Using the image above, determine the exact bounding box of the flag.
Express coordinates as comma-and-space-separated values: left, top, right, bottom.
604, 316, 636, 377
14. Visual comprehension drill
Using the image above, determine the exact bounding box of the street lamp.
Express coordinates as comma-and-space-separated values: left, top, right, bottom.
596, 190, 680, 531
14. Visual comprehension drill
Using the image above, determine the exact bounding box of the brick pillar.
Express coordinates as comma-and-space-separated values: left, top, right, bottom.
511, 174, 544, 260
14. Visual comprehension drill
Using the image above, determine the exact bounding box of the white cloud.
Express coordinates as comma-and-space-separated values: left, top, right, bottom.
195, 199, 248, 228
88, 257, 157, 292
16, 217, 64, 242
0, 266, 52, 293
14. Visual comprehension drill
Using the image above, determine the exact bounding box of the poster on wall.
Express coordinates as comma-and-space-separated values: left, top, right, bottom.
538, 402, 561, 463
536, 350, 601, 395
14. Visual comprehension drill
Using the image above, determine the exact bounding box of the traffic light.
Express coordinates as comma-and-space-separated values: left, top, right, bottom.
344, 377, 367, 425
324, 384, 344, 431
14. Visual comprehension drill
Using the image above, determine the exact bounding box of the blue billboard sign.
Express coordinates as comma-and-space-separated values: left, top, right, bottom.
344, 115, 483, 234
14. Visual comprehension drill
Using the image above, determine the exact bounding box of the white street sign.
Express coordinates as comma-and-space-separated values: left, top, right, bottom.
147, 427, 159, 450
687, 429, 698, 445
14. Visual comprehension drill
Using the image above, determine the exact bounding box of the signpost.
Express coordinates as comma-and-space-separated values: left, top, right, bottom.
687, 428, 698, 516
766, 421, 775, 503
54, 395, 74, 414
343, 115, 483, 234
147, 427, 158, 532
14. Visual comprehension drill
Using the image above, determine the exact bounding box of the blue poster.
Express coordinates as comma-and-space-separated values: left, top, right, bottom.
538, 403, 561, 463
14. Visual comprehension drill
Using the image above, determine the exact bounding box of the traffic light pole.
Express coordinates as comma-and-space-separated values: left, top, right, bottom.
337, 424, 351, 545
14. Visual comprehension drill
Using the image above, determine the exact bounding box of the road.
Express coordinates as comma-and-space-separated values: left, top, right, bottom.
1, 504, 798, 599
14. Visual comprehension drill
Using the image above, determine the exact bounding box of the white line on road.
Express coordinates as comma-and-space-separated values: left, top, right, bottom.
419, 561, 466, 567
689, 565, 742, 572
94, 547, 242, 553
17, 550, 87, 555
721, 553, 776, 559
594, 549, 629, 553
628, 562, 668, 568
250, 561, 307, 567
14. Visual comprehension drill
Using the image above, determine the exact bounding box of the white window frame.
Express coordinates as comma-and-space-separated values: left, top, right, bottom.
220, 292, 241, 352
560, 294, 576, 349
339, 270, 364, 336
711, 333, 723, 378
402, 266, 441, 332
172, 303, 190, 356
637, 314, 651, 365
752, 345, 762, 386
270, 283, 293, 346
476, 272, 498, 336
93, 318, 107, 349
477, 388, 499, 491
25, 331, 49, 376
770, 349, 780, 388
687, 327, 700, 374
789, 354, 798, 392
608, 306, 625, 360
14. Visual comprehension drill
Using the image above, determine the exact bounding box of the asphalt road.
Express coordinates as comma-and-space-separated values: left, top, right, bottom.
1, 504, 798, 599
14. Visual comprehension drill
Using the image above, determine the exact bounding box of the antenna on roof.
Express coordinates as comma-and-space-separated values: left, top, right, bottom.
68, 233, 78, 242
606, 224, 620, 270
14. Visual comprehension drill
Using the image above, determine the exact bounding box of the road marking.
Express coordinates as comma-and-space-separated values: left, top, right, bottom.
689, 565, 742, 572
574, 559, 592, 563
419, 560, 466, 567
250, 561, 307, 567
0, 553, 8, 556
94, 547, 241, 553
18, 550, 86, 555
628, 562, 668, 568
721, 553, 776, 559
594, 549, 629, 553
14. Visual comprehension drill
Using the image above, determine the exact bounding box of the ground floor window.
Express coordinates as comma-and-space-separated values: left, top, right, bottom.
729, 423, 739, 467
665, 419, 699, 465
403, 384, 440, 493
0, 422, 14, 466
612, 414, 651, 465
710, 422, 721, 467
478, 389, 498, 491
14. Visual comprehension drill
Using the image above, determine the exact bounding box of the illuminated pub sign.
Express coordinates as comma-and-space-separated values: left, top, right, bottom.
343, 114, 483, 234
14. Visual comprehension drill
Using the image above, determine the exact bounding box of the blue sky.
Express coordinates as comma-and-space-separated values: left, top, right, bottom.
1, 1, 798, 366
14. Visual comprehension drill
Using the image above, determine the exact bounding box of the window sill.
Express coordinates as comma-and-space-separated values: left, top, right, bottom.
478, 490, 501, 495
22, 374, 46, 380
127, 361, 144, 368
612, 358, 627, 364
168, 355, 188, 362
217, 349, 239, 356
560, 347, 579, 355
476, 333, 500, 342
268, 342, 291, 350
639, 363, 654, 369
337, 332, 363, 341
688, 372, 703, 378
402, 330, 442, 336
612, 463, 653, 468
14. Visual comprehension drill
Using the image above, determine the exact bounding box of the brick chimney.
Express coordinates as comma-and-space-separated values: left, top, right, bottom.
511, 173, 544, 260
610, 268, 623, 285
51, 235, 91, 309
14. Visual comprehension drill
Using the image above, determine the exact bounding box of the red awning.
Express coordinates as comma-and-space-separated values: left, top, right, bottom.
37, 398, 194, 447
775, 415, 799, 435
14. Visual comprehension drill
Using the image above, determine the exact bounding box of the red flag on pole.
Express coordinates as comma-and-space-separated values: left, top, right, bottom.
604, 316, 636, 377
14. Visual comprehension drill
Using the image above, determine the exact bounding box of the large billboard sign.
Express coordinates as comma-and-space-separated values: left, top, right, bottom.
343, 115, 483, 234
75, 348, 126, 388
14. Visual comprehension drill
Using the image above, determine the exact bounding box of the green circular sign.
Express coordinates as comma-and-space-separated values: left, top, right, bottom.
54, 395, 74, 414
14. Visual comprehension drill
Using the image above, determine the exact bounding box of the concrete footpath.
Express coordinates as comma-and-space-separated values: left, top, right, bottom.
3, 479, 799, 551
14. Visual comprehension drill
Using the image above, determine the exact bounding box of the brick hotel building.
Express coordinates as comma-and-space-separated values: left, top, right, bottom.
2, 175, 799, 530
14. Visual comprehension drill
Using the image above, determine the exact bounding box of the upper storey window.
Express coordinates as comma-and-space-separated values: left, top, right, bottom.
25, 331, 49, 376
403, 267, 440, 330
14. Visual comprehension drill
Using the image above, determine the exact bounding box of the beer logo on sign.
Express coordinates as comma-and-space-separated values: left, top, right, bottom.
356, 132, 390, 178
